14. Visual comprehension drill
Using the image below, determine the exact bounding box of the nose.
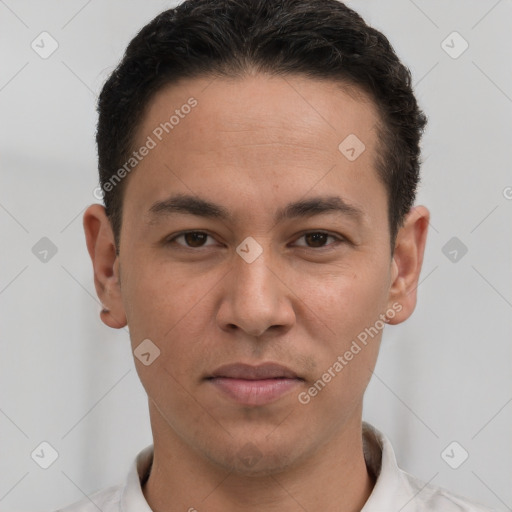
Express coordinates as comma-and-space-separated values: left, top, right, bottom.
216, 246, 296, 338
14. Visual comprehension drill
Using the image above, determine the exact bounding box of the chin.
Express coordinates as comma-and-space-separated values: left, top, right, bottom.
200, 436, 305, 477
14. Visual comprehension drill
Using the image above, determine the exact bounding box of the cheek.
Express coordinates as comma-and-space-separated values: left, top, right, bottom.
128, 300, 217, 407
298, 277, 384, 416
298, 261, 390, 340
124, 260, 225, 365
122, 255, 217, 335
293, 261, 388, 403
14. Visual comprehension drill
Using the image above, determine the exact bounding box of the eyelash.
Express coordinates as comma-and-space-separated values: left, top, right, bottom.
165, 230, 345, 251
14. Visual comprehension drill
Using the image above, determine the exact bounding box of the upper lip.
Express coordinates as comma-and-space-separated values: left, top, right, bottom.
208, 363, 301, 380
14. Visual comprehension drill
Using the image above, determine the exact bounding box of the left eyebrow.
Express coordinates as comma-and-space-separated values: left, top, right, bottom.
146, 193, 364, 225
275, 195, 364, 224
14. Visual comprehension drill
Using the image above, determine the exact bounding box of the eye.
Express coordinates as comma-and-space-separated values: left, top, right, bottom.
165, 230, 344, 251
167, 231, 218, 248
292, 231, 343, 249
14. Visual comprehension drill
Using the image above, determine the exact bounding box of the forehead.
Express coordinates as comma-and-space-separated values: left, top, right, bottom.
124, 73, 385, 228
139, 73, 379, 153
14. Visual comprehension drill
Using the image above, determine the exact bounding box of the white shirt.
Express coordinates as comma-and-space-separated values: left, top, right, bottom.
56, 422, 494, 511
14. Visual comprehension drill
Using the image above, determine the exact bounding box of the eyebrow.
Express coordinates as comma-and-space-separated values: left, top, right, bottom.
147, 193, 364, 225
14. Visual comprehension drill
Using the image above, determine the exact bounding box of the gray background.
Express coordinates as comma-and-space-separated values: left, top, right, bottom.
0, 0, 511, 510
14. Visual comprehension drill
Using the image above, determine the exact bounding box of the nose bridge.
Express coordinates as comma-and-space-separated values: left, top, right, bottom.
234, 243, 278, 309
236, 246, 274, 295
218, 239, 294, 336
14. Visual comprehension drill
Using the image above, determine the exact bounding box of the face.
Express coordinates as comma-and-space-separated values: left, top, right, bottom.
85, 72, 428, 475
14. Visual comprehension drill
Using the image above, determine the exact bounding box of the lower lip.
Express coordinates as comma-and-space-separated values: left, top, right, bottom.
208, 377, 301, 406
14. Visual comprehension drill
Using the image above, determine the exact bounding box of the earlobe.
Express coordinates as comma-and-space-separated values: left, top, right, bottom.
386, 205, 430, 325
83, 204, 127, 329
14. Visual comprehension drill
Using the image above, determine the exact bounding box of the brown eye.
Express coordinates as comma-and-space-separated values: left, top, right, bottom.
167, 231, 216, 248
304, 232, 329, 247
183, 232, 208, 247
293, 231, 341, 249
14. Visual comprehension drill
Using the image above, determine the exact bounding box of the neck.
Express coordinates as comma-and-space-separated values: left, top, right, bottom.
142, 404, 375, 512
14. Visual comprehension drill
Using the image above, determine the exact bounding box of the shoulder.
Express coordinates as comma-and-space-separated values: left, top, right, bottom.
361, 422, 495, 512
53, 444, 154, 512
402, 470, 495, 512
54, 484, 123, 512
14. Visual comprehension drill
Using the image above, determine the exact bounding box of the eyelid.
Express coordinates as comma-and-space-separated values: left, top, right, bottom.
290, 230, 345, 248
166, 230, 219, 248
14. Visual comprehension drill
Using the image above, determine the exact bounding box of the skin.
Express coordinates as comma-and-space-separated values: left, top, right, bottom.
84, 72, 429, 512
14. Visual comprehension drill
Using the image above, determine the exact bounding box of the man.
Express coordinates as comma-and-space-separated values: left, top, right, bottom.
60, 0, 493, 510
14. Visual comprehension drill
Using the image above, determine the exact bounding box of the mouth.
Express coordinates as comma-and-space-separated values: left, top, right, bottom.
206, 363, 304, 406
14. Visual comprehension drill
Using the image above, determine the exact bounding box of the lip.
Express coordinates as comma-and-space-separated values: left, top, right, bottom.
209, 362, 300, 380
206, 363, 303, 406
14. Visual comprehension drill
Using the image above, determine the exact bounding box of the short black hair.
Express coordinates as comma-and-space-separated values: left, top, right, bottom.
96, 0, 427, 254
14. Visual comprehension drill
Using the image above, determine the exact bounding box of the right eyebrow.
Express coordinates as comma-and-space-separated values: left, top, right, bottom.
147, 194, 233, 224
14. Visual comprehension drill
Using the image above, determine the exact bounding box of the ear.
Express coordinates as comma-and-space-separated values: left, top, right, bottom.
83, 204, 127, 329
386, 205, 430, 325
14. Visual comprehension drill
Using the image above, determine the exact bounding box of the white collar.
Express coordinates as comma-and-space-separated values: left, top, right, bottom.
115, 421, 491, 512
